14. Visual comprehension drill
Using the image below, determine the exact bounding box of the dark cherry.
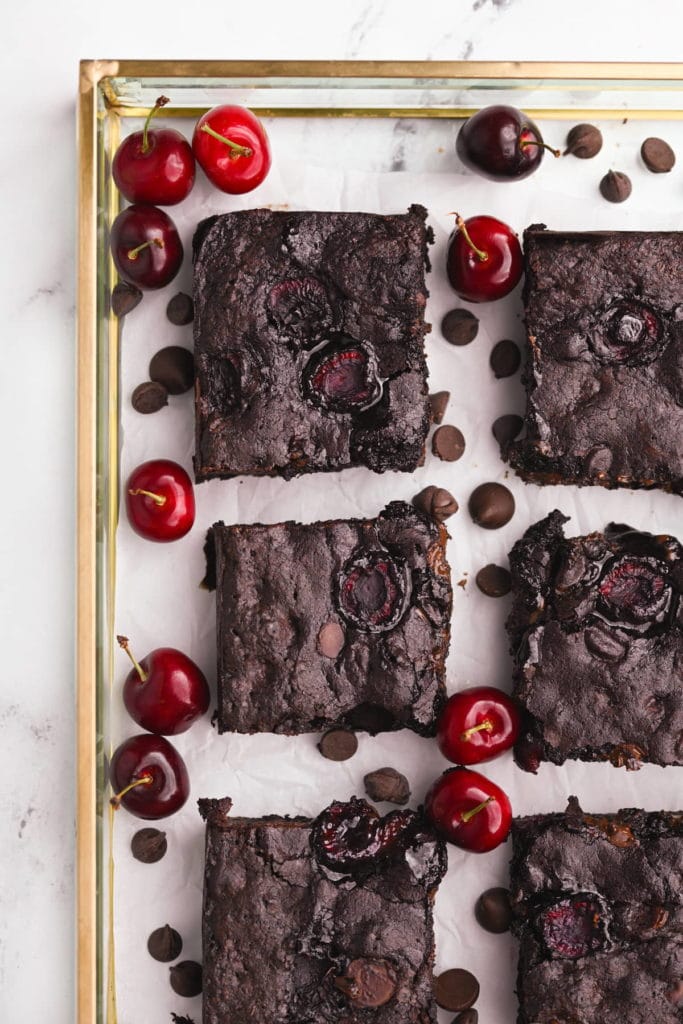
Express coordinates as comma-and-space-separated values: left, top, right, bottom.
111, 204, 183, 290
425, 767, 512, 853
267, 277, 334, 345
112, 96, 195, 206
311, 797, 421, 873
514, 732, 543, 774
447, 214, 523, 303
337, 551, 410, 633
456, 104, 560, 181
119, 636, 210, 735
125, 459, 195, 542
437, 686, 521, 766
598, 556, 671, 625
590, 299, 664, 366
539, 894, 607, 958
304, 342, 382, 413
109, 734, 189, 819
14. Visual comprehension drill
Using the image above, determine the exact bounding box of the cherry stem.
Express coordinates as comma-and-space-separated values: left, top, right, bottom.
454, 213, 488, 263
200, 122, 253, 158
128, 487, 166, 507
461, 796, 494, 824
127, 238, 164, 261
460, 719, 494, 742
110, 774, 153, 809
142, 95, 170, 153
116, 634, 148, 683
520, 138, 561, 158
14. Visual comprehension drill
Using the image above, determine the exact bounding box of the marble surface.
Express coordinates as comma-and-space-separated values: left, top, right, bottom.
1, 0, 681, 1019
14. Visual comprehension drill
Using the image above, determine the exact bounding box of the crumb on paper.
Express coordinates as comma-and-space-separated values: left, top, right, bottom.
457, 578, 468, 589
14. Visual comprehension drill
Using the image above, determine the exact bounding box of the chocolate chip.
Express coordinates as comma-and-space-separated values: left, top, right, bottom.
475, 887, 512, 933
169, 961, 203, 998
492, 414, 524, 447
429, 390, 451, 424
413, 485, 459, 523
149, 346, 195, 395
584, 624, 628, 663
166, 292, 194, 325
489, 339, 521, 378
131, 827, 167, 863
318, 728, 358, 761
131, 380, 169, 414
364, 767, 411, 805
584, 446, 613, 478
317, 621, 345, 659
170, 1014, 196, 1024
453, 1011, 479, 1024
434, 969, 480, 1012
441, 308, 479, 346
599, 170, 632, 203
475, 564, 512, 597
565, 123, 603, 159
433, 425, 466, 462
111, 281, 142, 317
641, 137, 675, 173
468, 483, 515, 530
148, 924, 183, 962
335, 958, 397, 1008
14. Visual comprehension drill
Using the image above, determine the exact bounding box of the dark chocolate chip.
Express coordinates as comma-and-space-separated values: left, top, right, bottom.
468, 483, 515, 530
475, 564, 512, 598
131, 380, 169, 414
317, 621, 345, 659
335, 958, 397, 1008
489, 339, 521, 378
565, 123, 603, 159
453, 1010, 479, 1024
641, 137, 675, 173
433, 425, 466, 462
149, 346, 195, 395
599, 170, 632, 203
111, 281, 142, 318
475, 887, 512, 933
441, 308, 479, 346
492, 414, 524, 447
434, 969, 480, 1012
170, 1014, 196, 1024
413, 485, 459, 522
364, 767, 411, 805
166, 292, 194, 325
318, 728, 358, 761
429, 390, 451, 424
131, 827, 167, 863
584, 625, 628, 663
169, 961, 203, 998
148, 924, 183, 962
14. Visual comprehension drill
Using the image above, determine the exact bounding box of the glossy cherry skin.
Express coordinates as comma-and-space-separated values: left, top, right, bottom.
192, 104, 271, 194
112, 128, 195, 206
447, 215, 523, 303
456, 105, 549, 181
110, 734, 190, 819
110, 204, 183, 290
125, 459, 195, 542
425, 767, 512, 853
438, 686, 521, 765
122, 647, 210, 735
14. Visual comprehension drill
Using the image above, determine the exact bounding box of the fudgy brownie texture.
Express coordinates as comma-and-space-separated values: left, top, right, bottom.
507, 512, 683, 770
193, 206, 433, 481
199, 796, 447, 1024
506, 226, 683, 493
510, 797, 683, 1024
204, 500, 452, 736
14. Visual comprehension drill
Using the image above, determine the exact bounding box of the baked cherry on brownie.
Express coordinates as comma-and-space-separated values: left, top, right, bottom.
125, 459, 195, 542
193, 104, 271, 194
311, 797, 425, 873
425, 767, 512, 852
118, 635, 210, 735
447, 214, 523, 302
437, 686, 521, 765
112, 96, 195, 206
111, 204, 183, 290
456, 105, 560, 181
109, 734, 190, 819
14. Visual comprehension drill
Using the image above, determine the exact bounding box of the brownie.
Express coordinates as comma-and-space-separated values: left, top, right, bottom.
510, 797, 683, 1024
199, 796, 447, 1024
507, 511, 683, 770
506, 225, 683, 493
193, 205, 433, 481
204, 500, 451, 736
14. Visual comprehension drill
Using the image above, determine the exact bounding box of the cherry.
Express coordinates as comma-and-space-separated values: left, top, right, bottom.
192, 104, 271, 195
125, 459, 195, 542
425, 767, 512, 853
598, 555, 671, 625
336, 551, 411, 633
303, 342, 382, 413
118, 636, 210, 735
456, 105, 560, 181
109, 734, 189, 819
437, 686, 521, 765
112, 96, 195, 206
538, 894, 607, 959
311, 798, 426, 873
446, 214, 523, 303
111, 204, 183, 290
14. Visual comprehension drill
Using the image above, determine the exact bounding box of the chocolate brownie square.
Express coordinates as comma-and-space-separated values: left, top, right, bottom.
193, 205, 433, 481
204, 500, 452, 736
507, 511, 683, 771
506, 226, 683, 493
510, 797, 683, 1024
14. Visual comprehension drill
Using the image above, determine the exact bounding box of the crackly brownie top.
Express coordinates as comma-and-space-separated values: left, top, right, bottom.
508, 226, 683, 491
192, 206, 432, 481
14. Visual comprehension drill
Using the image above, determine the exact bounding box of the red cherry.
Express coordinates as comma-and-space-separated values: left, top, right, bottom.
111, 204, 183, 290
109, 734, 189, 819
425, 767, 512, 853
456, 105, 560, 182
192, 104, 271, 194
118, 636, 210, 735
112, 96, 195, 206
446, 213, 523, 303
437, 686, 521, 765
125, 459, 195, 542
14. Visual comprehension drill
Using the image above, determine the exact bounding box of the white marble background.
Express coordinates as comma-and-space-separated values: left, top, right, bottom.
1, 0, 682, 1018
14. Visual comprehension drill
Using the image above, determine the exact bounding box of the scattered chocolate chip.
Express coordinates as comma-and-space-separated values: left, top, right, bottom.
489, 339, 521, 378
641, 137, 675, 173
166, 291, 194, 325
433, 425, 466, 462
413, 485, 459, 522
148, 924, 183, 963
131, 827, 167, 863
468, 483, 515, 529
475, 564, 512, 598
335, 958, 397, 1008
111, 281, 142, 318
131, 380, 169, 414
318, 728, 358, 761
492, 414, 524, 447
364, 767, 411, 805
169, 961, 203, 998
565, 123, 603, 159
317, 621, 345, 659
149, 346, 195, 395
429, 390, 451, 424
453, 1010, 479, 1024
441, 308, 479, 346
434, 968, 480, 1012
475, 887, 512, 933
599, 170, 632, 203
